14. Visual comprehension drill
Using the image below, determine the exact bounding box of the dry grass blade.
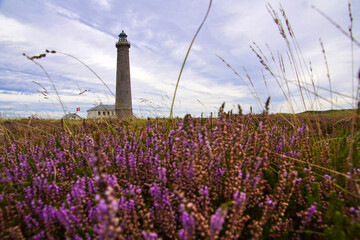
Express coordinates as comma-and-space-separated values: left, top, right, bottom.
250, 44, 296, 113
277, 77, 353, 100
348, 2, 355, 105
216, 55, 264, 111
169, 0, 212, 119
319, 39, 333, 109
57, 51, 115, 97
287, 80, 352, 109
312, 5, 360, 48
271, 152, 355, 182
22, 53, 66, 114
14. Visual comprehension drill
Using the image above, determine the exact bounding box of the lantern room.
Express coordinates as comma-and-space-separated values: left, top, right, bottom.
119, 30, 128, 42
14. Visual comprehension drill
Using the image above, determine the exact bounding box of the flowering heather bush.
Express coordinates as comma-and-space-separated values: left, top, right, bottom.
0, 110, 359, 239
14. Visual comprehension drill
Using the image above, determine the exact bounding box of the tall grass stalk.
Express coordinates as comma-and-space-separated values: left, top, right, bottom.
219, 4, 359, 200
22, 52, 66, 114
319, 39, 333, 109
312, 2, 360, 108
312, 5, 360, 48
216, 55, 264, 111
249, 43, 296, 114
169, 0, 212, 119
57, 51, 115, 98
348, 2, 355, 106
267, 4, 308, 112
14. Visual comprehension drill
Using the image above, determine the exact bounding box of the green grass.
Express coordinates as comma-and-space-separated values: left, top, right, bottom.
298, 109, 357, 117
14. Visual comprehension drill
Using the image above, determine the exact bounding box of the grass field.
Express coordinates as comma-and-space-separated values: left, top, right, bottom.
0, 108, 359, 239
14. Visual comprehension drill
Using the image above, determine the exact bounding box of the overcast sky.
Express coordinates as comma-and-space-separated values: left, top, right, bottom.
0, 0, 359, 118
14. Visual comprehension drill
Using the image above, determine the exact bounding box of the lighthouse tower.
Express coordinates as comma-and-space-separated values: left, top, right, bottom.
115, 30, 132, 119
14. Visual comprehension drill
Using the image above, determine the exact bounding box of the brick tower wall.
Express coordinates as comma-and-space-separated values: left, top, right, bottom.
115, 41, 132, 119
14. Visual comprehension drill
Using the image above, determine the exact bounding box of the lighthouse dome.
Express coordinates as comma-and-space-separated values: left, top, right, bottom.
119, 30, 128, 42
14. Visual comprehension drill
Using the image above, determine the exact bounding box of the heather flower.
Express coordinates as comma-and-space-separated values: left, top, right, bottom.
74, 234, 83, 240
233, 191, 246, 206
304, 167, 312, 172
182, 211, 195, 230
24, 215, 39, 229
179, 203, 195, 240
305, 205, 316, 222
149, 183, 162, 206
179, 229, 185, 240
94, 187, 121, 239
198, 132, 204, 145
128, 153, 137, 175
252, 176, 260, 188
175, 167, 183, 178
56, 206, 80, 235
210, 207, 228, 237
290, 150, 300, 157
97, 198, 109, 213
297, 123, 306, 134
200, 185, 209, 197
106, 174, 118, 187
265, 197, 274, 206
349, 207, 360, 222
119, 195, 135, 212
158, 167, 167, 185
244, 170, 250, 183
71, 177, 86, 200
255, 157, 262, 170
33, 231, 45, 240
1, 104, 358, 239
142, 231, 158, 240
116, 153, 126, 166
187, 162, 195, 180
217, 168, 225, 176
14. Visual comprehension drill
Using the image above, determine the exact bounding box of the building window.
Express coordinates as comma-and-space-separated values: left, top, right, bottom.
98, 111, 100, 115
103, 111, 105, 116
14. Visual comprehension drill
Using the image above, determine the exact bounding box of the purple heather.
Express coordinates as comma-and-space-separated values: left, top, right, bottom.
210, 207, 228, 236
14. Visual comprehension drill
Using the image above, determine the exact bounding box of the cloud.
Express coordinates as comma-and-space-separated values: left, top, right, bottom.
93, 0, 111, 10
0, 0, 359, 118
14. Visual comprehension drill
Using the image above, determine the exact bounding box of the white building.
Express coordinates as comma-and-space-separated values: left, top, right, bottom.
87, 104, 116, 119
62, 113, 82, 120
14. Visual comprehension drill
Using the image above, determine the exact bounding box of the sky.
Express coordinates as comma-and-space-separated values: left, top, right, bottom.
0, 0, 359, 119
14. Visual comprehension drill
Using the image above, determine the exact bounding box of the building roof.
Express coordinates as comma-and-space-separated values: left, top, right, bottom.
87, 104, 115, 112
62, 113, 82, 119
119, 30, 127, 38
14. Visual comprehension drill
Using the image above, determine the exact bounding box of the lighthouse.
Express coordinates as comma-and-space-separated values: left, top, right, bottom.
115, 30, 132, 119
